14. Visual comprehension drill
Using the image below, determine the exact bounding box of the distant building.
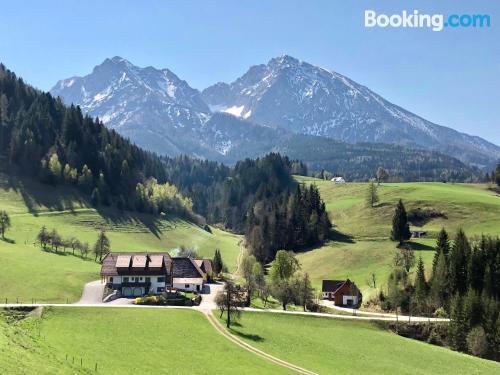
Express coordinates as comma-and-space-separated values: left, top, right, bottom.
100, 252, 208, 297
412, 231, 427, 238
322, 279, 361, 307
330, 177, 346, 184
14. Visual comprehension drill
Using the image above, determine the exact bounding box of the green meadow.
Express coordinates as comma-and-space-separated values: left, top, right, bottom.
294, 177, 500, 296
224, 312, 500, 375
0, 172, 241, 302
1, 308, 291, 375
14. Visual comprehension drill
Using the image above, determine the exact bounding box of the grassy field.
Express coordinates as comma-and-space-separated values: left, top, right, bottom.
294, 177, 500, 296
12, 308, 290, 375
0, 172, 241, 302
223, 312, 500, 375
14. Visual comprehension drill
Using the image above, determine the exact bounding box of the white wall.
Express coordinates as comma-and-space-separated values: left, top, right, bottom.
342, 295, 359, 306
173, 281, 203, 292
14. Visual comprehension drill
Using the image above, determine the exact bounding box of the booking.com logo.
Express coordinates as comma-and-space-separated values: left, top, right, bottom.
365, 10, 491, 31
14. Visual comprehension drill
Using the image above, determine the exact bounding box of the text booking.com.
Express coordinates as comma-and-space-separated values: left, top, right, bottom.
365, 10, 491, 31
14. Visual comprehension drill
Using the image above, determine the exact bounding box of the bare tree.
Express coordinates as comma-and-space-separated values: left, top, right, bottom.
215, 281, 242, 328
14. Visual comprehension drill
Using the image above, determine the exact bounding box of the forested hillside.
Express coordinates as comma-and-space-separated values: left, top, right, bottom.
0, 64, 196, 219
0, 64, 330, 263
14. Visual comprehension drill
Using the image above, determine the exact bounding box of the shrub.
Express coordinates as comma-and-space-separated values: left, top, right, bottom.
467, 326, 489, 358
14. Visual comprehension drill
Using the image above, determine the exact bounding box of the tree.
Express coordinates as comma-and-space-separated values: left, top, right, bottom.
79, 242, 90, 258
390, 199, 411, 245
213, 248, 223, 275
69, 237, 81, 255
449, 229, 470, 295
177, 246, 198, 259
432, 228, 450, 274
215, 281, 242, 328
48, 153, 62, 184
413, 256, 428, 314
0, 210, 11, 240
376, 167, 389, 184
270, 250, 300, 282
241, 254, 258, 306
94, 227, 110, 262
448, 294, 468, 351
49, 229, 62, 252
91, 188, 101, 207
271, 279, 298, 311
430, 248, 450, 310
394, 246, 415, 273
467, 326, 489, 358
494, 162, 500, 188
78, 165, 93, 193
36, 226, 50, 249
297, 273, 315, 311
366, 181, 379, 208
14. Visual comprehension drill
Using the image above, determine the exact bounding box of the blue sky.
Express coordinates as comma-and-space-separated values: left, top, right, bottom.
0, 0, 499, 145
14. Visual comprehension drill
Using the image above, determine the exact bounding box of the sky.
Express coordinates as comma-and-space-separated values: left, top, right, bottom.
0, 0, 499, 145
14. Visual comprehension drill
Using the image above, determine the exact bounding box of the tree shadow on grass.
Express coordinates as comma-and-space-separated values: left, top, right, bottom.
330, 230, 355, 244
1, 237, 15, 244
229, 328, 265, 342
406, 241, 434, 251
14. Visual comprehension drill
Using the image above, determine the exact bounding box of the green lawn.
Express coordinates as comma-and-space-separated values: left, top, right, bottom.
224, 312, 500, 375
0, 172, 241, 302
294, 177, 500, 297
33, 308, 291, 375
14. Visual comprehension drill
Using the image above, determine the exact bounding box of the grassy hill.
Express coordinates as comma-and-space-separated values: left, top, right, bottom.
0, 172, 241, 302
224, 312, 500, 375
0, 308, 292, 375
294, 177, 500, 297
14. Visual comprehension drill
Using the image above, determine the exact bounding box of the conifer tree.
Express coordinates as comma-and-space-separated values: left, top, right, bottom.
0, 210, 11, 240
449, 229, 470, 295
433, 228, 450, 273
449, 294, 468, 351
213, 248, 223, 275
390, 199, 411, 245
366, 181, 379, 208
413, 256, 428, 314
430, 249, 450, 309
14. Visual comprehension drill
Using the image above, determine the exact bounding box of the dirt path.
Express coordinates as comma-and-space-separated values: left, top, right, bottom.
234, 239, 247, 276
204, 311, 318, 375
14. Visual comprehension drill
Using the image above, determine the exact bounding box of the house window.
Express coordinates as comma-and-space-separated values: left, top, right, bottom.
157, 277, 165, 283
185, 284, 190, 289
109, 277, 113, 283
124, 277, 129, 282
145, 277, 150, 282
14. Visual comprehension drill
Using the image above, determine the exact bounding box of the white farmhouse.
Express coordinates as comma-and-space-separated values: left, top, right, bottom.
101, 252, 209, 297
330, 177, 346, 184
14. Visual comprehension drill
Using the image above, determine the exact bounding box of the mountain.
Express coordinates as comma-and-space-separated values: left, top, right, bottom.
202, 55, 500, 169
50, 57, 482, 181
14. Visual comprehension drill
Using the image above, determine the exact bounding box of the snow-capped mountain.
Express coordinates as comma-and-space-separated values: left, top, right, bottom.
202, 55, 500, 168
51, 56, 215, 156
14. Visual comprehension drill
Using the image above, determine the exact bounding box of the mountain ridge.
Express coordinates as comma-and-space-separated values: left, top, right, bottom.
49, 56, 495, 178
202, 55, 500, 168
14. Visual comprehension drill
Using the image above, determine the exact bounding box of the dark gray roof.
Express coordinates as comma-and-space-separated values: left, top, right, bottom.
322, 280, 346, 293
172, 258, 204, 278
101, 252, 172, 276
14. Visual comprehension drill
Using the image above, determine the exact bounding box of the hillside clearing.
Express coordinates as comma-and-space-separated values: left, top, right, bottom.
222, 312, 500, 375
294, 177, 500, 296
0, 172, 241, 302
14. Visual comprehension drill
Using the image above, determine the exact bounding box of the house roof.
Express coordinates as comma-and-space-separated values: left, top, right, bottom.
322, 280, 347, 293
101, 252, 172, 276
322, 279, 359, 294
194, 259, 213, 275
172, 258, 205, 279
